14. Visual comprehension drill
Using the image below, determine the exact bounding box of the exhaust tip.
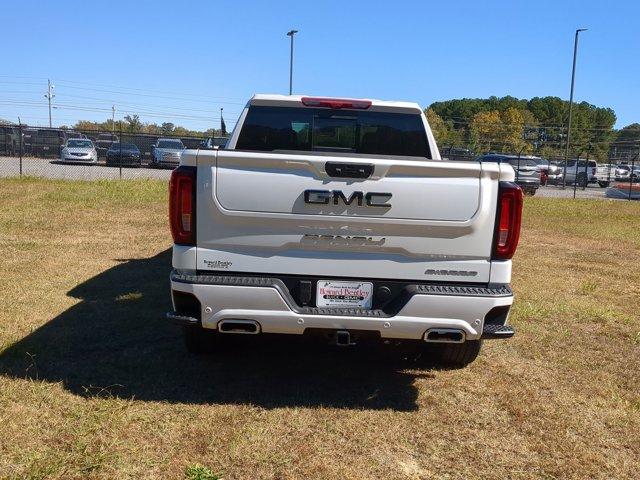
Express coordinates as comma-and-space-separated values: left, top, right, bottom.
218, 320, 260, 334
424, 328, 465, 343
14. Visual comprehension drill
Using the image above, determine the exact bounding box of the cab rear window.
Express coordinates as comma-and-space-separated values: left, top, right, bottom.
236, 106, 431, 158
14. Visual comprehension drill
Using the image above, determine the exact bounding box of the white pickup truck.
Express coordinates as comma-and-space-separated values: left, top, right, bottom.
167, 94, 522, 367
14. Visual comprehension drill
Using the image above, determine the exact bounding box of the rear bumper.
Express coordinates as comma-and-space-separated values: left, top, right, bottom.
515, 179, 540, 188
106, 156, 141, 166
169, 271, 515, 341
61, 156, 97, 164
151, 153, 181, 167
152, 159, 180, 168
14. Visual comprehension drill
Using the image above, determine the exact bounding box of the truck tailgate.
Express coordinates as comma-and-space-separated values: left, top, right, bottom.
195, 150, 500, 283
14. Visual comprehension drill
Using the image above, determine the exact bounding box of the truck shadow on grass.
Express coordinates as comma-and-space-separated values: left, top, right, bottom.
0, 249, 427, 411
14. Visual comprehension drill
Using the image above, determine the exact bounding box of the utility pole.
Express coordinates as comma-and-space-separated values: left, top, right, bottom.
286, 29, 298, 95
112, 105, 116, 133
44, 79, 55, 128
562, 28, 587, 188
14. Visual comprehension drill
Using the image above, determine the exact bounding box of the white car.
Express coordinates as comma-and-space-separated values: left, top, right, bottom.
615, 164, 640, 182
60, 139, 98, 164
150, 138, 185, 168
167, 94, 522, 368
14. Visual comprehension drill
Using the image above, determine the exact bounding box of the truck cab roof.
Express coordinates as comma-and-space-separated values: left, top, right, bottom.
248, 94, 423, 114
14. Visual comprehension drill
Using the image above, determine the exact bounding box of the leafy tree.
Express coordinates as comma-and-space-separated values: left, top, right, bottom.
500, 108, 532, 154
615, 123, 640, 143
470, 110, 503, 152
161, 122, 175, 135
425, 109, 448, 145
429, 96, 618, 159
611, 123, 640, 160
123, 114, 142, 133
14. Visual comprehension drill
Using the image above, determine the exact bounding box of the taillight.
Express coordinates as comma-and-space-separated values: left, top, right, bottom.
492, 182, 523, 260
169, 166, 196, 245
301, 97, 372, 110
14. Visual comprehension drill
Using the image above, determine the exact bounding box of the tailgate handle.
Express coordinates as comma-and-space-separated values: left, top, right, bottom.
325, 162, 374, 179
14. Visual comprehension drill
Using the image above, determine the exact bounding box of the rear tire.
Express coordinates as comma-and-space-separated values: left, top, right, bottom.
598, 181, 610, 188
183, 326, 217, 354
577, 173, 587, 189
433, 340, 483, 368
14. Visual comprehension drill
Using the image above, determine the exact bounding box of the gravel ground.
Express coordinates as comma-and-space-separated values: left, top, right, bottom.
536, 184, 609, 199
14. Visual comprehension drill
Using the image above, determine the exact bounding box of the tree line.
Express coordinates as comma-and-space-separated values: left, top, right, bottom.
426, 96, 637, 160
60, 97, 639, 160
67, 115, 224, 138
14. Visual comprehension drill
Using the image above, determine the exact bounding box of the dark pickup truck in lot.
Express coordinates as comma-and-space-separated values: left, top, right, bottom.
95, 133, 119, 159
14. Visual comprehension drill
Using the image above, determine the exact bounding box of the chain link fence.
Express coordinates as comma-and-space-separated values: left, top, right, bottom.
2, 123, 638, 200
0, 123, 225, 181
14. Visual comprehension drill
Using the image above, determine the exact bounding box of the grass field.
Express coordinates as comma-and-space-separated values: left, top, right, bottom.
0, 178, 638, 480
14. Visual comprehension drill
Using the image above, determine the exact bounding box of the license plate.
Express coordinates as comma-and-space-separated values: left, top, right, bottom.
316, 280, 373, 309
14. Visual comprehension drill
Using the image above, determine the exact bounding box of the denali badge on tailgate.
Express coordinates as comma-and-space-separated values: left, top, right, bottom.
304, 190, 392, 207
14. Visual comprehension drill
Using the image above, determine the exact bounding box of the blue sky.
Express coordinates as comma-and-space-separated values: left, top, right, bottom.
1, 0, 638, 130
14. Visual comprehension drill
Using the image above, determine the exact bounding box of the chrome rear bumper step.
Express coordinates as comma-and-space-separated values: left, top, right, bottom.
166, 312, 199, 326
481, 324, 516, 339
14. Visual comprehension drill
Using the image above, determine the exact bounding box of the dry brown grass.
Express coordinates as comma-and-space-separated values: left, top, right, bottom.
0, 178, 639, 480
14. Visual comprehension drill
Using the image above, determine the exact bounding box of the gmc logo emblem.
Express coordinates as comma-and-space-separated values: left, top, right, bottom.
304, 190, 392, 208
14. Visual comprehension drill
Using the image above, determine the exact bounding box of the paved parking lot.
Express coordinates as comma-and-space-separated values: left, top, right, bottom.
0, 156, 635, 201
0, 156, 171, 180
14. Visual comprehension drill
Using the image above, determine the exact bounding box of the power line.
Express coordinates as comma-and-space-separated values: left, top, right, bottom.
0, 75, 247, 102
51, 82, 246, 105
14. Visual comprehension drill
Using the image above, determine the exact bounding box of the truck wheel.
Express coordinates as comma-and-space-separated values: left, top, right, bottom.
183, 326, 216, 354
598, 181, 610, 188
577, 173, 587, 189
433, 340, 482, 368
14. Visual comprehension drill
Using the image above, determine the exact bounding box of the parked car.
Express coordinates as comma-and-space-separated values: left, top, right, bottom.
168, 94, 522, 368
200, 136, 229, 150
477, 154, 540, 195
60, 139, 97, 164
95, 133, 119, 159
546, 161, 563, 185
562, 159, 598, 187
528, 157, 551, 185
615, 164, 640, 182
150, 138, 185, 168
106, 142, 142, 166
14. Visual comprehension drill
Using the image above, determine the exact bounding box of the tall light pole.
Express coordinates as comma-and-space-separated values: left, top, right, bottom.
112, 105, 116, 133
44, 79, 55, 128
562, 28, 587, 188
286, 29, 298, 95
